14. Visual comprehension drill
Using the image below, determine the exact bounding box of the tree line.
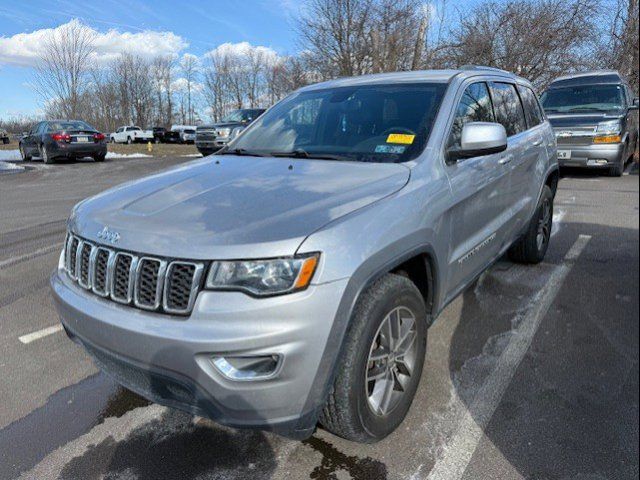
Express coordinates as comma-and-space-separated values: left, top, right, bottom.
2, 0, 637, 134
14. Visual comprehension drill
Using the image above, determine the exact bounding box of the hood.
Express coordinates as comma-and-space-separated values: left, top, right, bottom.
546, 111, 625, 129
70, 156, 410, 259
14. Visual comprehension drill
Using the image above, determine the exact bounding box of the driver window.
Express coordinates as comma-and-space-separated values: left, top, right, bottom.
448, 82, 495, 148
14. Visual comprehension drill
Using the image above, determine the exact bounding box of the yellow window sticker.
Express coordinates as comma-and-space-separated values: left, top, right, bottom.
386, 133, 415, 144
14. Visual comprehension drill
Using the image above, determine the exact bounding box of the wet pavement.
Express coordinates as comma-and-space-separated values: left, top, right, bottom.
1, 157, 638, 479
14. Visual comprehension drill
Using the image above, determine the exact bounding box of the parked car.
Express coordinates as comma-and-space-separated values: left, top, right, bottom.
541, 70, 639, 176
1, 128, 9, 144
110, 126, 154, 144
19, 120, 106, 164
52, 67, 558, 443
196, 108, 265, 156
171, 125, 197, 144
151, 127, 181, 144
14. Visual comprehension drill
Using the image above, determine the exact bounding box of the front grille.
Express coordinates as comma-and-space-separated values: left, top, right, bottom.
63, 234, 204, 315
554, 127, 596, 147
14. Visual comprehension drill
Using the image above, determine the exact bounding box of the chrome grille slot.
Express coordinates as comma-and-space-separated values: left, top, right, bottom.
67, 236, 80, 279
91, 248, 112, 297
164, 262, 203, 314
63, 233, 203, 315
134, 258, 167, 310
111, 252, 136, 304
78, 242, 93, 289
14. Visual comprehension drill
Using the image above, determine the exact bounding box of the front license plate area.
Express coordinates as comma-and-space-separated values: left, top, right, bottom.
558, 150, 571, 160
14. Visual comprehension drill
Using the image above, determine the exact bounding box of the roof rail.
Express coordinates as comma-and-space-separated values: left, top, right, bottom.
459, 65, 511, 74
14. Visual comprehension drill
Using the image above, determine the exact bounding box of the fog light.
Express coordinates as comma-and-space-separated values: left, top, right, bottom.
213, 355, 281, 381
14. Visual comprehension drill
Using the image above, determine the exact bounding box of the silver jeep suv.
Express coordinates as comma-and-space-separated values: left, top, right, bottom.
52, 67, 558, 443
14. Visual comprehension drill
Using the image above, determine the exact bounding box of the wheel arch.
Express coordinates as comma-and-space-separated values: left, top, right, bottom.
294, 243, 441, 435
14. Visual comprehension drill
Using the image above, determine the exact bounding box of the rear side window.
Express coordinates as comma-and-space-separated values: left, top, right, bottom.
518, 86, 545, 127
448, 82, 495, 148
489, 82, 527, 136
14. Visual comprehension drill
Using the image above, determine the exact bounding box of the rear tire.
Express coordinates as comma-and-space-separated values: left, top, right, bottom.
509, 185, 553, 264
320, 274, 427, 443
40, 144, 54, 164
94, 153, 106, 162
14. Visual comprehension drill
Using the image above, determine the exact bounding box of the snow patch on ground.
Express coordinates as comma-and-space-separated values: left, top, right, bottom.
0, 149, 22, 161
0, 161, 25, 173
105, 152, 153, 159
180, 153, 202, 157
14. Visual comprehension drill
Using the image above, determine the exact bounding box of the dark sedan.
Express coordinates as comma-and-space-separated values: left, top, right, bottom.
19, 120, 107, 164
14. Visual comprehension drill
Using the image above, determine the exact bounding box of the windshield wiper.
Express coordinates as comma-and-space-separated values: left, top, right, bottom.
270, 149, 345, 161
216, 147, 265, 157
566, 107, 611, 113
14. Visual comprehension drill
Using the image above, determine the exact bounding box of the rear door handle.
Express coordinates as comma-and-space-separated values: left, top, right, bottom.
498, 155, 513, 165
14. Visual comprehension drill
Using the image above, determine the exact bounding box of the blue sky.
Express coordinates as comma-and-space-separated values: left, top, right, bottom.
0, 0, 300, 117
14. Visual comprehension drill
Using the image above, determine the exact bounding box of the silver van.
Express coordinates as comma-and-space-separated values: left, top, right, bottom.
52, 67, 558, 442
541, 70, 639, 176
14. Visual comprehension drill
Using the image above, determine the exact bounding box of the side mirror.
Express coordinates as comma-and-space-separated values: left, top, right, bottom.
447, 122, 508, 162
629, 97, 639, 110
22, 131, 29, 137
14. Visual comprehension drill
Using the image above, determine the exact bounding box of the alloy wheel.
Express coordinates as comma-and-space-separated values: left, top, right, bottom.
365, 306, 418, 416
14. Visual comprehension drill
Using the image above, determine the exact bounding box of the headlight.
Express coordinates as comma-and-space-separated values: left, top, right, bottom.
216, 128, 231, 138
595, 120, 622, 135
205, 254, 320, 296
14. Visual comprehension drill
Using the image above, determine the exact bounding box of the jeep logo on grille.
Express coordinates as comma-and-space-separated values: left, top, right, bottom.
97, 226, 121, 244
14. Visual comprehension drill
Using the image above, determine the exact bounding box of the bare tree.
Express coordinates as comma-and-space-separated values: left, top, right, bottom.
180, 54, 199, 124
33, 20, 96, 118
598, 0, 639, 92
442, 0, 600, 88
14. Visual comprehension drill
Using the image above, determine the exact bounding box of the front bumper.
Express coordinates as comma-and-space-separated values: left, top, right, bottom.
49, 142, 107, 159
196, 138, 228, 150
557, 142, 625, 168
51, 267, 348, 437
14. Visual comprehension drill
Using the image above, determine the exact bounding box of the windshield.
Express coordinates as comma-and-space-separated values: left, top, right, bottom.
50, 121, 94, 131
541, 85, 624, 113
226, 83, 447, 162
221, 110, 245, 122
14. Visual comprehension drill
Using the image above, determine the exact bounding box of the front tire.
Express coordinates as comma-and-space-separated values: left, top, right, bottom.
320, 274, 427, 443
19, 143, 31, 161
609, 150, 625, 177
509, 185, 553, 264
127, 137, 132, 145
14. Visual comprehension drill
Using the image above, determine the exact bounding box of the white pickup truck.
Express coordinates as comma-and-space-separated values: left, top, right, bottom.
110, 126, 154, 144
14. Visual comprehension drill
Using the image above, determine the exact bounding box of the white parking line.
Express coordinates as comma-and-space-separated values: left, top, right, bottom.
427, 234, 592, 480
18, 325, 64, 344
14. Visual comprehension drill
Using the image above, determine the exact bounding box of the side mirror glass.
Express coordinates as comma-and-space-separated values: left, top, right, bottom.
448, 122, 508, 162
630, 97, 639, 110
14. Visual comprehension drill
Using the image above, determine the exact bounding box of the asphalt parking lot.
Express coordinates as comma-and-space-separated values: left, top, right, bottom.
1, 157, 638, 480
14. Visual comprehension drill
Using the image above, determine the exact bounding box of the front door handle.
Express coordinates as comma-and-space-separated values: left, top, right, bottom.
498, 155, 513, 165
532, 139, 543, 146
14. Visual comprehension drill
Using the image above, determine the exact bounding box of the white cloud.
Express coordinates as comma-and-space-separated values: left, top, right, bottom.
0, 19, 188, 67
205, 42, 279, 62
